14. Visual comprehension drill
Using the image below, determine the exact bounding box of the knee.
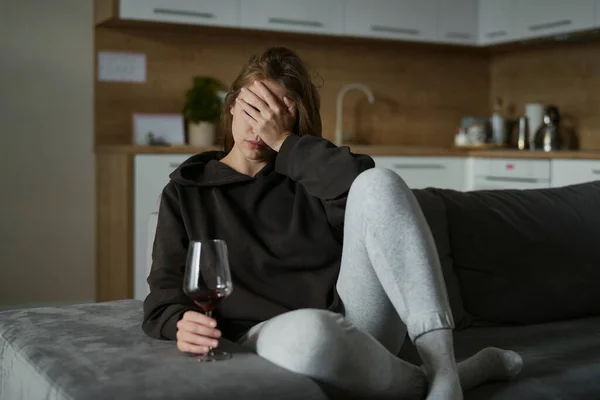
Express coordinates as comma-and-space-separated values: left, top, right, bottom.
256, 309, 345, 375
350, 168, 411, 205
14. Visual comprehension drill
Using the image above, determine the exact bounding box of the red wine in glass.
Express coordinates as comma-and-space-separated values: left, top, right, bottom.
188, 289, 230, 314
183, 240, 233, 362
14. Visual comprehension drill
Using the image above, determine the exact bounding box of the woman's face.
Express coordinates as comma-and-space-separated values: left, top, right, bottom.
229, 79, 288, 161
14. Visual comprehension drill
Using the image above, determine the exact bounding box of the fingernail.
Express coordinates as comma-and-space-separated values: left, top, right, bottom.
212, 341, 219, 347
210, 321, 217, 327
241, 87, 246, 92
214, 330, 221, 337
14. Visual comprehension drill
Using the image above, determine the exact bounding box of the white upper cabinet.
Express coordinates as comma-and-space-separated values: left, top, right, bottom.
240, 0, 344, 35
119, 0, 240, 27
514, 0, 595, 40
115, 1, 599, 46
436, 0, 478, 45
478, 0, 515, 45
345, 0, 437, 42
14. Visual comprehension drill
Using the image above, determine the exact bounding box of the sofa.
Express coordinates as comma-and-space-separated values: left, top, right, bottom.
405, 180, 600, 399
1, 180, 599, 400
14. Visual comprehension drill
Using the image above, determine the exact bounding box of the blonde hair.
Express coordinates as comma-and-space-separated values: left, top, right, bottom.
220, 46, 322, 153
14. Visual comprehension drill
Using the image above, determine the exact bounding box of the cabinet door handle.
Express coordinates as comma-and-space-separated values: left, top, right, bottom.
392, 164, 445, 170
268, 17, 323, 28
445, 32, 472, 39
371, 25, 420, 35
484, 176, 539, 183
169, 163, 181, 168
592, 169, 600, 175
485, 30, 507, 38
529, 19, 571, 32
153, 8, 215, 19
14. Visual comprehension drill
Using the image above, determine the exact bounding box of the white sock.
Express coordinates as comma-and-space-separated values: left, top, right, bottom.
456, 347, 524, 391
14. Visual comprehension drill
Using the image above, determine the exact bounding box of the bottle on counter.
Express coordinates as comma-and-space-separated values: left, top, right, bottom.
454, 127, 468, 147
491, 97, 506, 145
525, 103, 544, 148
516, 116, 530, 150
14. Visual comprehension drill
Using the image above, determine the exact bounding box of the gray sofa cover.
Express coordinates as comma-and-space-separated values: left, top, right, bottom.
3, 300, 600, 400
0, 300, 328, 400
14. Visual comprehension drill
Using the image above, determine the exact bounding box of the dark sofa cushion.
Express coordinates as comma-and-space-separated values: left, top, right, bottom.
433, 181, 600, 325
413, 189, 472, 330
399, 316, 600, 400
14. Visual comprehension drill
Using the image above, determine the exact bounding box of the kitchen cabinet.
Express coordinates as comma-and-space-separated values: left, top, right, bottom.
437, 0, 478, 45
118, 0, 240, 27
372, 156, 467, 191
478, 0, 515, 45
345, 0, 437, 42
240, 0, 344, 35
470, 158, 551, 190
133, 154, 192, 300
551, 160, 600, 188
514, 0, 595, 40
104, 0, 600, 47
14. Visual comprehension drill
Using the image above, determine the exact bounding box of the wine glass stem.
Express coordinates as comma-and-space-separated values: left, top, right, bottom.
205, 310, 214, 355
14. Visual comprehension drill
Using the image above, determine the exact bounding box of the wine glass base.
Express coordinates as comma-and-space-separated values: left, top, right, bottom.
189, 351, 232, 362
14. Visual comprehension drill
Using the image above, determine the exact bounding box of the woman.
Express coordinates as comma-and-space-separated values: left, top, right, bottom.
143, 46, 522, 399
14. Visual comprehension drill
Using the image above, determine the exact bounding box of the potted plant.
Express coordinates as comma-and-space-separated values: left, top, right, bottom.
182, 76, 223, 147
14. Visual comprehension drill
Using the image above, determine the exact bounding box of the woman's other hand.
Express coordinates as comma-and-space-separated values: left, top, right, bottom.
237, 81, 296, 151
176, 310, 221, 354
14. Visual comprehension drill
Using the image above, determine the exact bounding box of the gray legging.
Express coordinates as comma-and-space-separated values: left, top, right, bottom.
237, 168, 454, 396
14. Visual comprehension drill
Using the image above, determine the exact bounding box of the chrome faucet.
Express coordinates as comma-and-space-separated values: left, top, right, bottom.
335, 83, 375, 146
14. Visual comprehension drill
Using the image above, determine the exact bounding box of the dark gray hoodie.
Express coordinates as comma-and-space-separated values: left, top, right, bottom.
142, 134, 375, 341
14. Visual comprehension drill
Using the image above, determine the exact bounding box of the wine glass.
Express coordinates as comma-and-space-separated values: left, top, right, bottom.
183, 239, 233, 361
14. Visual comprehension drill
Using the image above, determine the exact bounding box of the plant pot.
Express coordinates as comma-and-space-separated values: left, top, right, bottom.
188, 122, 216, 147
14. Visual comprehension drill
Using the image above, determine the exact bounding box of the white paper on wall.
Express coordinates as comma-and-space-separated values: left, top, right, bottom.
98, 51, 146, 83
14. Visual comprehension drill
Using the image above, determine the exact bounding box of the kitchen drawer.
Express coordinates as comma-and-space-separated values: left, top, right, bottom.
472, 177, 551, 191
473, 158, 551, 180
551, 159, 600, 187
372, 156, 467, 191
119, 0, 240, 27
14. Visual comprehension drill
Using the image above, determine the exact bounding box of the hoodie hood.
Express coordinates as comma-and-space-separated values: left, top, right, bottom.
169, 151, 275, 187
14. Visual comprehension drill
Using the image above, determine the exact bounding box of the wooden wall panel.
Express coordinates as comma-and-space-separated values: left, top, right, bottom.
490, 40, 600, 150
95, 26, 490, 148
96, 153, 133, 301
